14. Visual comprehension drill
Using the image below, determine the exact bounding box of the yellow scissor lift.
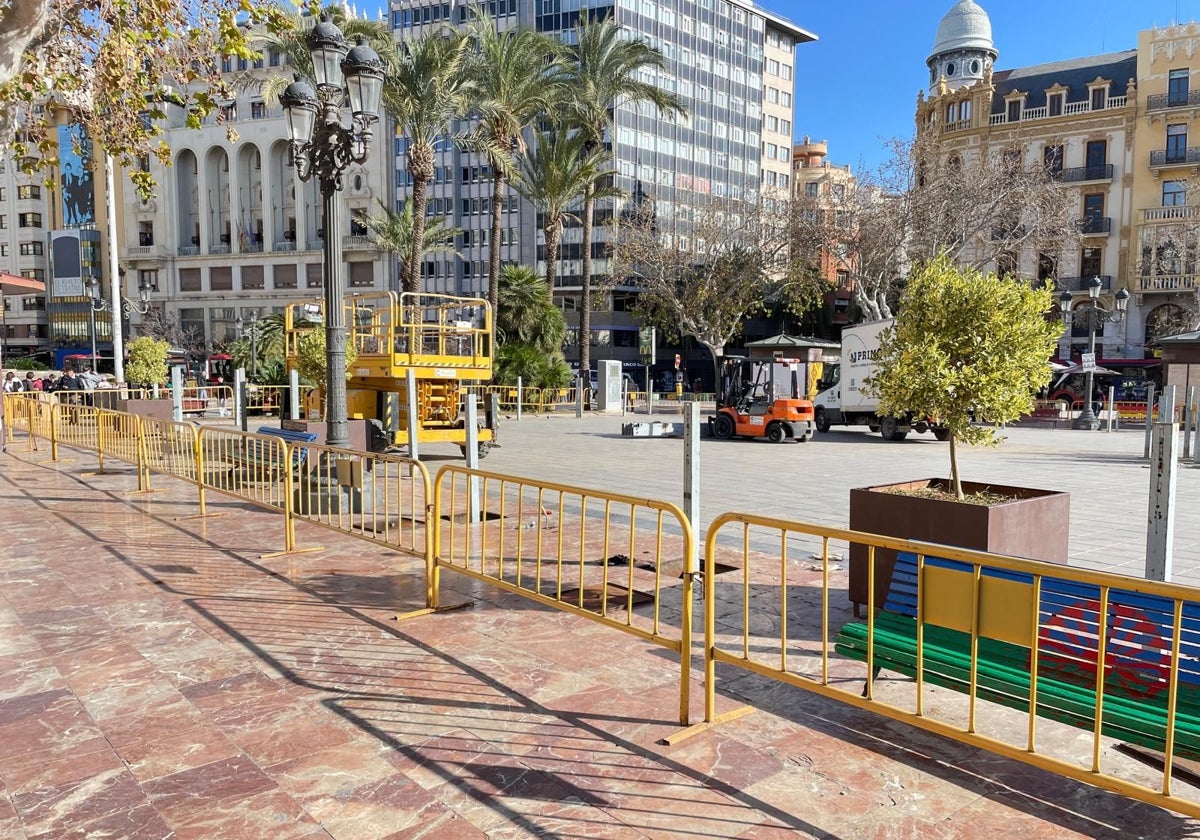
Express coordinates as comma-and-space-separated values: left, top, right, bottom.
284, 292, 498, 458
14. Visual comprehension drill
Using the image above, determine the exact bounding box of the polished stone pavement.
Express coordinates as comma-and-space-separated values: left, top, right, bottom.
1, 418, 1198, 839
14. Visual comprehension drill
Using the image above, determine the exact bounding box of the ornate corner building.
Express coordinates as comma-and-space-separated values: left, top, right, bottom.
917, 0, 1141, 359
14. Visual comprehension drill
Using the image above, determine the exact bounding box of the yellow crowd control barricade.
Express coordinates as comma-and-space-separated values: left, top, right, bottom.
195, 427, 296, 550
51, 400, 99, 456
431, 465, 696, 725
245, 384, 287, 417
92, 408, 144, 483
3, 393, 35, 445
696, 513, 1200, 819
138, 416, 203, 504
289, 442, 432, 564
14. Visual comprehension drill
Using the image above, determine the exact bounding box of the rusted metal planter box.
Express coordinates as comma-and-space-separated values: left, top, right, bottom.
848, 479, 1070, 613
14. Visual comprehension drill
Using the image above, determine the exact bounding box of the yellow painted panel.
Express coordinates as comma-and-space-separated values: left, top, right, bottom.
978, 576, 1035, 648
922, 565, 974, 633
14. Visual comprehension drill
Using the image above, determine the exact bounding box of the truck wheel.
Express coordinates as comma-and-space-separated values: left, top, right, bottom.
815, 407, 830, 433
932, 428, 951, 442
713, 413, 735, 439
766, 422, 787, 443
880, 416, 908, 441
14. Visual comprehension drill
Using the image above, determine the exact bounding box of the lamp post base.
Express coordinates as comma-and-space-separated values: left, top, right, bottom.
1072, 411, 1100, 431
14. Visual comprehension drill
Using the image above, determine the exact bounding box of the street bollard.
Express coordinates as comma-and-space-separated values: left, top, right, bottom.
289, 369, 300, 421
516, 376, 522, 422
1147, 419, 1179, 582
465, 394, 480, 524
171, 365, 184, 423
1144, 383, 1156, 459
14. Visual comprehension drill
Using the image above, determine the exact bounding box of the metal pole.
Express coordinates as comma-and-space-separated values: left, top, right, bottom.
250, 324, 258, 381
234, 367, 246, 431
683, 401, 700, 575
1147, 419, 1178, 581
516, 375, 522, 422
88, 305, 97, 371
575, 374, 584, 418
646, 365, 653, 417
288, 368, 300, 421
171, 365, 184, 422
1105, 385, 1115, 433
1186, 385, 1198, 461
1072, 314, 1098, 430
621, 378, 627, 418
1144, 383, 1156, 459
465, 394, 480, 524
105, 153, 126, 385
404, 368, 419, 461
321, 180, 348, 448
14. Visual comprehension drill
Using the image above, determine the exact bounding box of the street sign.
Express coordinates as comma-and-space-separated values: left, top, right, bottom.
638, 326, 656, 366
1081, 352, 1096, 371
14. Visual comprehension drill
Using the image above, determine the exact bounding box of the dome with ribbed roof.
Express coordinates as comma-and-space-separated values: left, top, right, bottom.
929, 0, 995, 60
926, 1, 997, 92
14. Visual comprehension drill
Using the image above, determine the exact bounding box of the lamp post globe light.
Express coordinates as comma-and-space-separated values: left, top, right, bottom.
1059, 277, 1131, 431
281, 14, 384, 449
85, 269, 153, 372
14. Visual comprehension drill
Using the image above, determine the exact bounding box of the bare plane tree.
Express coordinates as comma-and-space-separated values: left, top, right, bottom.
608, 195, 830, 386
822, 133, 1080, 321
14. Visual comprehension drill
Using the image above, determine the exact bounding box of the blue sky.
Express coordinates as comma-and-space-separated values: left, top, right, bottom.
760, 0, 1198, 174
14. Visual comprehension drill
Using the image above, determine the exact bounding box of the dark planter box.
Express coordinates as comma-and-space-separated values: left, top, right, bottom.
116, 398, 174, 420
848, 478, 1070, 612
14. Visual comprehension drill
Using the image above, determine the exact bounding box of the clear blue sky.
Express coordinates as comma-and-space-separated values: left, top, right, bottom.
760, 0, 1198, 174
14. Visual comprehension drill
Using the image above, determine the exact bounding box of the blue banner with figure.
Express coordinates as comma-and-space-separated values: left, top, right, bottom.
57, 124, 95, 227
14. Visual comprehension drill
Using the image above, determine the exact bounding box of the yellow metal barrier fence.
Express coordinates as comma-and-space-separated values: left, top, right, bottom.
432, 465, 696, 724
245, 384, 288, 416
697, 512, 1200, 819
51, 400, 100, 454
289, 442, 432, 566
94, 408, 143, 479
138, 416, 203, 505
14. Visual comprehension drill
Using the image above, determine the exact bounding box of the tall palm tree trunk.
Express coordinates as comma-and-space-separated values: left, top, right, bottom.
406, 144, 434, 294
544, 220, 561, 291
579, 183, 595, 379
489, 170, 505, 311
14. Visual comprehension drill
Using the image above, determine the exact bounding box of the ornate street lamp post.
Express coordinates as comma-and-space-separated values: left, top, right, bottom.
280, 15, 383, 449
1060, 277, 1130, 431
235, 310, 260, 380
86, 269, 153, 369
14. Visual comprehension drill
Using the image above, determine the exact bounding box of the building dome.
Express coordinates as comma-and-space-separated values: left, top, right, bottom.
928, 0, 995, 63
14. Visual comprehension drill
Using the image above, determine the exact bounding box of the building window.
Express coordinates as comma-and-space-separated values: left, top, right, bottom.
1048, 93, 1063, 117
1083, 193, 1105, 225
139, 270, 159, 292
1080, 247, 1102, 278
251, 101, 267, 119
1167, 124, 1187, 163
805, 182, 818, 197
0, 244, 7, 256
17, 185, 39, 200
19, 242, 43, 255
17, 212, 41, 228
220, 102, 237, 122
1163, 180, 1187, 206
1169, 69, 1189, 107
21, 269, 44, 280
1043, 144, 1063, 177
1006, 99, 1021, 122
1090, 86, 1106, 110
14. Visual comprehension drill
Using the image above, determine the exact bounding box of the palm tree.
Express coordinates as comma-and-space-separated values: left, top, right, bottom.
513, 128, 621, 290
386, 28, 476, 293
562, 14, 685, 377
355, 198, 460, 290
464, 11, 566, 314
496, 264, 563, 353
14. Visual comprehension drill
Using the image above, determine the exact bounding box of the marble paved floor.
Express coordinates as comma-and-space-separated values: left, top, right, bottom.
1, 440, 1198, 839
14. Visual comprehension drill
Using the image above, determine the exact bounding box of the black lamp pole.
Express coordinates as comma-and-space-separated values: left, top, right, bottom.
1060, 277, 1131, 431
281, 15, 383, 448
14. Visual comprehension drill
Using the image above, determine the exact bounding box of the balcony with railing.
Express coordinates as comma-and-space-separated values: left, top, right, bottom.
1146, 90, 1200, 111
1053, 275, 1111, 292
177, 245, 199, 256
988, 96, 1126, 126
1150, 147, 1200, 167
343, 235, 378, 252
1078, 216, 1111, 235
1142, 205, 1200, 224
1056, 164, 1113, 183
1133, 274, 1200, 293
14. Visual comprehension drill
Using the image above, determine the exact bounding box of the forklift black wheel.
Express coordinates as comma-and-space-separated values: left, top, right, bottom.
814, 407, 830, 433
713, 413, 735, 439
766, 422, 787, 443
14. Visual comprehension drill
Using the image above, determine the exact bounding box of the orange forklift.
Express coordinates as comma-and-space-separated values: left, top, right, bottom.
709, 357, 816, 443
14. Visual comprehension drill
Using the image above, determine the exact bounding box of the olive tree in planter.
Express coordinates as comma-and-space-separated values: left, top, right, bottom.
115, 337, 174, 417
847, 254, 1070, 611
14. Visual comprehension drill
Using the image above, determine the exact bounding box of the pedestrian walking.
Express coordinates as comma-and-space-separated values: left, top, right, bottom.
3, 371, 24, 393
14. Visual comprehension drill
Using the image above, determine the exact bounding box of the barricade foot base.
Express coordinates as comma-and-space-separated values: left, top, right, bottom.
395, 601, 473, 621
80, 469, 128, 478
658, 705, 755, 746
260, 545, 323, 559
176, 512, 230, 521
125, 488, 168, 496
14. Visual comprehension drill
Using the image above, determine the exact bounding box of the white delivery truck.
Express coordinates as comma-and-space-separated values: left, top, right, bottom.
812, 319, 950, 442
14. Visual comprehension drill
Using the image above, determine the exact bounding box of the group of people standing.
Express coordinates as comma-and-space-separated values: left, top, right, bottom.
4, 368, 101, 399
